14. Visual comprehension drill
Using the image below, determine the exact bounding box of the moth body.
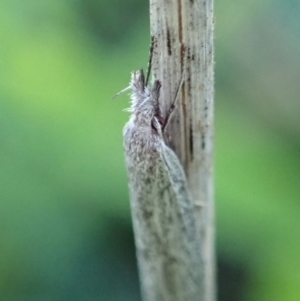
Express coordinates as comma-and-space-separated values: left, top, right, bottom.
123, 70, 203, 301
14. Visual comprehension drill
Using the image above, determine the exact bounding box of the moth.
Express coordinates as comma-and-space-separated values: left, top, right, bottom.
123, 69, 203, 301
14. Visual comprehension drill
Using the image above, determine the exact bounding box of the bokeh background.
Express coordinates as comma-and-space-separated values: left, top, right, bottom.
1, 0, 300, 300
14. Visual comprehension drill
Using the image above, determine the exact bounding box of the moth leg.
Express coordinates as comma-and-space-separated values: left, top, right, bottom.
152, 117, 164, 139
194, 200, 206, 208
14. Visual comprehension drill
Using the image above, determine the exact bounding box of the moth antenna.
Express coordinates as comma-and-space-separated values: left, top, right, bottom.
162, 71, 185, 131
145, 37, 155, 86
111, 86, 131, 100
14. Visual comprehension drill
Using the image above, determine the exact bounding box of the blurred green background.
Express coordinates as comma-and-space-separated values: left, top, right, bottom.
1, 0, 299, 300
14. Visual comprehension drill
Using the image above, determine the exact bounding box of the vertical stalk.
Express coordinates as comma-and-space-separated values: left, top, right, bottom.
149, 0, 215, 300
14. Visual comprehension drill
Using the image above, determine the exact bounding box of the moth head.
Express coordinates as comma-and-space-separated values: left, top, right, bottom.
129, 70, 161, 114
113, 69, 161, 120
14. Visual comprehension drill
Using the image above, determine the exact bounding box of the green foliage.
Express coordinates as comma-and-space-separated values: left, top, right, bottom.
0, 0, 299, 300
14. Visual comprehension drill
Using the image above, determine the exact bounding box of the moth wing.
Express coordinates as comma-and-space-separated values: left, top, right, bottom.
157, 142, 203, 293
